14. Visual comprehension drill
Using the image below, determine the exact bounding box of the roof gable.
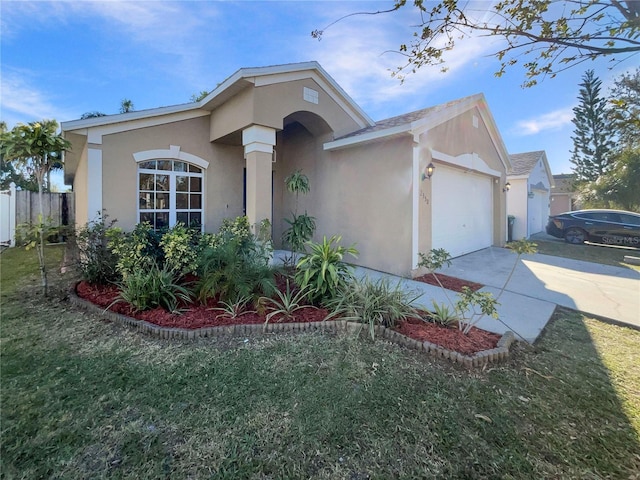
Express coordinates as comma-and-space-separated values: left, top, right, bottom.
61, 61, 374, 136
508, 150, 554, 186
324, 93, 511, 171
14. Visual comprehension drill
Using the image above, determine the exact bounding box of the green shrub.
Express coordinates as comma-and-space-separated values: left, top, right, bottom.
295, 235, 358, 304
160, 222, 201, 277
74, 213, 119, 285
108, 222, 164, 279
325, 276, 419, 339
196, 236, 277, 304
113, 262, 192, 313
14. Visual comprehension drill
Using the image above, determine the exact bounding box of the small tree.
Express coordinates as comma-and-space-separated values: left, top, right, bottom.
0, 120, 71, 296
282, 170, 316, 256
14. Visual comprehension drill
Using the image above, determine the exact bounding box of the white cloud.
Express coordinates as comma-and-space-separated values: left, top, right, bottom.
305, 3, 500, 117
513, 107, 574, 136
0, 70, 75, 127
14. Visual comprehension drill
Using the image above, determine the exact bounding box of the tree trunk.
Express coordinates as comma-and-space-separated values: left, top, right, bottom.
37, 169, 48, 297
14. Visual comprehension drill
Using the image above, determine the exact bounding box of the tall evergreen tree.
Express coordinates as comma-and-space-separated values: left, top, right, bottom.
570, 70, 615, 182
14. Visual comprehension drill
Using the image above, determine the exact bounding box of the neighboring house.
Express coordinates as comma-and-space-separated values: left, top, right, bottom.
61, 61, 511, 277
550, 173, 577, 215
507, 151, 554, 240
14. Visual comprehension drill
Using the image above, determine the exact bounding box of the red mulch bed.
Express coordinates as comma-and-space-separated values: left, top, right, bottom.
414, 273, 483, 292
76, 281, 500, 355
395, 317, 500, 356
75, 281, 328, 330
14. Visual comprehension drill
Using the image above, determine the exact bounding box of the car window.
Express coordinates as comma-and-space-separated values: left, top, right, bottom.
619, 214, 640, 226
580, 212, 621, 222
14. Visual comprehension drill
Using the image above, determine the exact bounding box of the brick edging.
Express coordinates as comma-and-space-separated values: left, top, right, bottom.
69, 287, 515, 367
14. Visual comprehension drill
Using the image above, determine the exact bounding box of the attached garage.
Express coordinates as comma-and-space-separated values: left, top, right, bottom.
507, 151, 553, 240
432, 165, 494, 258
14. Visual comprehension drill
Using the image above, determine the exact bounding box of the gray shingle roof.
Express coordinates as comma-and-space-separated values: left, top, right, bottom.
336, 94, 481, 140
508, 151, 545, 176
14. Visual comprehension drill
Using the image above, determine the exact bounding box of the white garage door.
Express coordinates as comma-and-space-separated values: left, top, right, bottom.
432, 165, 494, 258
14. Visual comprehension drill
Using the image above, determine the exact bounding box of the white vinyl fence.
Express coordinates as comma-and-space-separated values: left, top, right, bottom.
0, 183, 17, 246
0, 183, 74, 247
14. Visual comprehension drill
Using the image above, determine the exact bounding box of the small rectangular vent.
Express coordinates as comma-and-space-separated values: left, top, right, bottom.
472, 115, 479, 128
303, 87, 319, 104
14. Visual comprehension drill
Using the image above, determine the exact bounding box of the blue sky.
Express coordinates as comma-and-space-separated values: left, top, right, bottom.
1, 0, 635, 189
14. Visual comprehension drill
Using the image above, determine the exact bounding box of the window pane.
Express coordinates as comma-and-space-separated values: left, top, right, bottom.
189, 164, 202, 173
176, 193, 189, 209
176, 212, 189, 225
190, 194, 202, 209
140, 212, 154, 225
174, 161, 187, 172
158, 160, 171, 170
140, 173, 155, 190
190, 177, 202, 192
620, 214, 640, 226
176, 175, 188, 192
190, 212, 202, 227
156, 193, 169, 209
139, 192, 153, 210
156, 174, 169, 191
156, 212, 169, 229
139, 160, 156, 170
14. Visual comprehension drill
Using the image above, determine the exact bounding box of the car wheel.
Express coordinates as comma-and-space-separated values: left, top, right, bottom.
564, 228, 587, 244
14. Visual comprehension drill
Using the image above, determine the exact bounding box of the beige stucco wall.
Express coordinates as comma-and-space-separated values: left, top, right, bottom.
274, 123, 413, 276
100, 116, 244, 232
210, 78, 364, 142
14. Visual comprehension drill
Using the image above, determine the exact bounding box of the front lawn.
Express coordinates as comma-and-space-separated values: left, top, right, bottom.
1, 246, 639, 478
533, 237, 640, 271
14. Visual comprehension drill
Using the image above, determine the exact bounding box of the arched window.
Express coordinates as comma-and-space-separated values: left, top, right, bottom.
134, 146, 208, 230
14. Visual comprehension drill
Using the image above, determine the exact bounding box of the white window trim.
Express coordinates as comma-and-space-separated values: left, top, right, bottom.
134, 146, 208, 230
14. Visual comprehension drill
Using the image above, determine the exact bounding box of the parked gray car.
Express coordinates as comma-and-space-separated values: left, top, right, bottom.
545, 209, 640, 247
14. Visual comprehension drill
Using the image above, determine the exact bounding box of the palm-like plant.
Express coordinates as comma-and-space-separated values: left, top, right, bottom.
196, 238, 277, 304
295, 235, 358, 304
259, 281, 316, 324
324, 276, 419, 339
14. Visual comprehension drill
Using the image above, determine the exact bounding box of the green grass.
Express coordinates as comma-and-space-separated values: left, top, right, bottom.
2, 247, 640, 478
533, 238, 640, 271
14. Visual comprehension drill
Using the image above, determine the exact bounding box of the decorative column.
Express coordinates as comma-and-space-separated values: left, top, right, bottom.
242, 125, 276, 233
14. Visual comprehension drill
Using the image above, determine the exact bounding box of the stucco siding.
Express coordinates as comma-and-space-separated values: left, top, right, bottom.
100, 116, 244, 232
321, 138, 413, 276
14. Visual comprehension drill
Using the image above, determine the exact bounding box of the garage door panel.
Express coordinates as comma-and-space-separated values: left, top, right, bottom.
432, 166, 493, 258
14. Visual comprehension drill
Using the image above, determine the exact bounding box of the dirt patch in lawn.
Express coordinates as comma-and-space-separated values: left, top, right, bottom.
413, 273, 483, 292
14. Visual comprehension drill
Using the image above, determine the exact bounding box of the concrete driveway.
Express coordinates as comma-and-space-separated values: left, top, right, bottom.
440, 247, 640, 329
